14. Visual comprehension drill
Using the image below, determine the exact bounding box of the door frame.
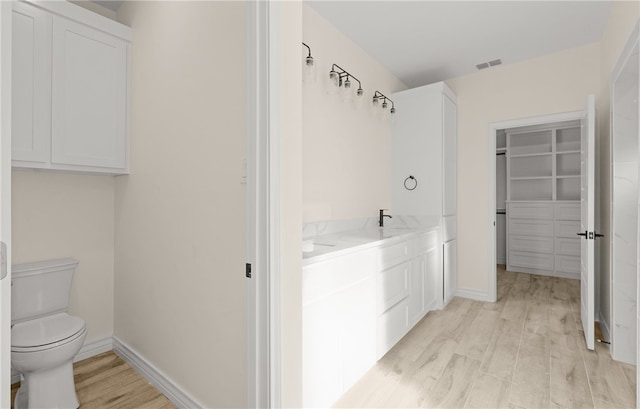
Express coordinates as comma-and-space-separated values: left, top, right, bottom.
246, 1, 283, 407
0, 0, 11, 406
609, 19, 639, 366
487, 110, 584, 302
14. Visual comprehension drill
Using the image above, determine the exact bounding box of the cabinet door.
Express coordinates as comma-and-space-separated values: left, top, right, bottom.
443, 239, 457, 304
442, 94, 457, 217
303, 293, 341, 408
408, 256, 425, 325
12, 2, 51, 164
51, 16, 127, 170
423, 247, 439, 310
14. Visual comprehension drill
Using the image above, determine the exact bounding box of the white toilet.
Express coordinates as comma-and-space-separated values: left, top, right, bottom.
11, 258, 87, 409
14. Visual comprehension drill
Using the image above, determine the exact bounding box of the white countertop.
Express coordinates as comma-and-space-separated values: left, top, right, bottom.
302, 215, 440, 266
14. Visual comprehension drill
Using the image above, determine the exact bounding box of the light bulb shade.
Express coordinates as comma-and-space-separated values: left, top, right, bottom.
329, 70, 339, 86
382, 100, 388, 109
357, 88, 363, 96
344, 77, 351, 89
306, 56, 314, 66
373, 96, 379, 106
390, 107, 396, 114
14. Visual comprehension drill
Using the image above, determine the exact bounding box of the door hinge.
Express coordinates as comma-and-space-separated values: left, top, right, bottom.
246, 263, 252, 279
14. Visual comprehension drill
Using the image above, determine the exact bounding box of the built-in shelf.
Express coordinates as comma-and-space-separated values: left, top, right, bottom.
507, 124, 581, 202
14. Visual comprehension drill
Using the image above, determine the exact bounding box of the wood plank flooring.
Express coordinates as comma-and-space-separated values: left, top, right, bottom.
11, 351, 175, 409
334, 266, 637, 409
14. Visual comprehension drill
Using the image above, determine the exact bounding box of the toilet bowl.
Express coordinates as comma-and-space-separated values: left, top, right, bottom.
11, 258, 86, 409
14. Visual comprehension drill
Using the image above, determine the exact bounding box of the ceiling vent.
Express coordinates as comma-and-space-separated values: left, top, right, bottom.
476, 59, 502, 70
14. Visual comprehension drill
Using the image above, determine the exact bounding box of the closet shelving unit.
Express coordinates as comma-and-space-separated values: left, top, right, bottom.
506, 123, 581, 278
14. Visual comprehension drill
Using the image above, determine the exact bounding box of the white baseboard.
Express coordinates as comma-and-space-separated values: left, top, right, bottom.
11, 335, 113, 385
75, 335, 113, 362
597, 311, 611, 342
455, 287, 493, 302
113, 336, 202, 409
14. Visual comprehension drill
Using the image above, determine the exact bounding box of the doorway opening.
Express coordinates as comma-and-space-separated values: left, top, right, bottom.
488, 102, 596, 350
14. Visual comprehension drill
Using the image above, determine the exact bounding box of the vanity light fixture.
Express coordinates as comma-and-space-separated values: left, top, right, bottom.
302, 42, 314, 67
328, 64, 364, 97
373, 90, 396, 114
302, 42, 316, 83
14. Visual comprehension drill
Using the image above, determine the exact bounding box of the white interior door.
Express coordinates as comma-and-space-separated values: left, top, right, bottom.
0, 1, 12, 406
580, 95, 596, 350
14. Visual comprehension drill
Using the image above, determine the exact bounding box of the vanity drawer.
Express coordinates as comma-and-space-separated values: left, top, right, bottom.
303, 249, 377, 304
379, 241, 411, 270
413, 230, 438, 254
377, 261, 410, 314
509, 250, 554, 271
555, 255, 580, 274
556, 237, 580, 256
509, 219, 554, 237
509, 235, 554, 253
508, 203, 553, 220
555, 220, 581, 238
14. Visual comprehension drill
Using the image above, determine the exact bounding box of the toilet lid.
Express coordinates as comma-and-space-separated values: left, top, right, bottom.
12, 313, 85, 349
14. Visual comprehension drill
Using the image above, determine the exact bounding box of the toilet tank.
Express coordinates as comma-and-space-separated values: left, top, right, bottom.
11, 258, 79, 324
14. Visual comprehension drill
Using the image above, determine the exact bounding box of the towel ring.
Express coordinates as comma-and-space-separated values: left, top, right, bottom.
404, 175, 417, 191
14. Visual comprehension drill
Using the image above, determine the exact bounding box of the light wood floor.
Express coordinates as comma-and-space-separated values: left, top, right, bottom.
334, 266, 637, 409
11, 351, 176, 409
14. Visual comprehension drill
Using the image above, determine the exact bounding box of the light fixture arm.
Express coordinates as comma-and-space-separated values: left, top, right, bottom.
373, 90, 396, 113
331, 64, 363, 91
302, 42, 312, 58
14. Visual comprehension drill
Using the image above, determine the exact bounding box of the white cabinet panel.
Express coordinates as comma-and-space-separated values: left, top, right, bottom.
509, 235, 554, 253
442, 215, 457, 242
303, 293, 342, 408
443, 94, 457, 217
377, 298, 408, 359
509, 250, 554, 271
11, 2, 50, 164
555, 255, 580, 274
51, 16, 127, 169
444, 240, 457, 304
377, 261, 410, 314
423, 247, 439, 310
509, 219, 554, 237
339, 277, 376, 392
408, 257, 425, 326
556, 237, 580, 256
555, 203, 581, 220
509, 202, 553, 219
555, 220, 581, 238
379, 241, 411, 270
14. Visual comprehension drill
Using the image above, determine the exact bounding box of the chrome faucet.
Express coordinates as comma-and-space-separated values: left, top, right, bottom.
379, 209, 392, 227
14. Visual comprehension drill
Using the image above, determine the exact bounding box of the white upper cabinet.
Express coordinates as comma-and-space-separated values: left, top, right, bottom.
12, 1, 131, 174
12, 2, 51, 164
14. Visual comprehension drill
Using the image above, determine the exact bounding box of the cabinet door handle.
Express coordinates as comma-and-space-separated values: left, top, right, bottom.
577, 231, 588, 238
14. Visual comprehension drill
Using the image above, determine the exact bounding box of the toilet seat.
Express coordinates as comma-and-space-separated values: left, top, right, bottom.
12, 313, 86, 353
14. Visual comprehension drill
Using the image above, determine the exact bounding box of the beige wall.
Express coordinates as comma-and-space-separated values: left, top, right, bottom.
597, 2, 640, 330
302, 5, 406, 223
115, 2, 247, 407
12, 170, 115, 343
447, 42, 601, 293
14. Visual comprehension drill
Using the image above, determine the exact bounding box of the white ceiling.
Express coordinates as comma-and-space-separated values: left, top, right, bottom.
307, 1, 613, 87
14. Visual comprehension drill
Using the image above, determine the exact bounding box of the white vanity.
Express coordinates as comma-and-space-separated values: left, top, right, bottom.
302, 217, 440, 408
